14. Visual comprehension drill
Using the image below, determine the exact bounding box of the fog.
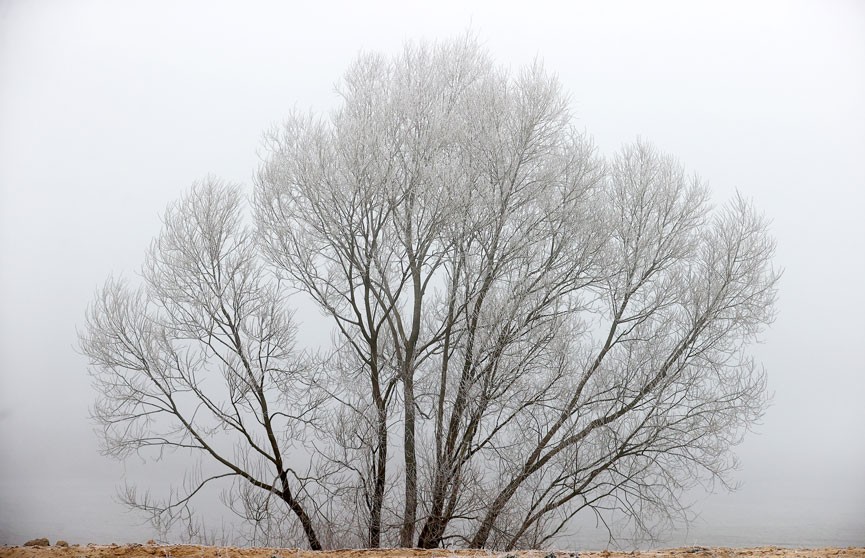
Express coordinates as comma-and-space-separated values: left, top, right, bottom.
1, 0, 863, 548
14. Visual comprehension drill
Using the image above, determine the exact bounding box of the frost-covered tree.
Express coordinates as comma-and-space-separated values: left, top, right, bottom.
82, 35, 778, 550
80, 181, 325, 548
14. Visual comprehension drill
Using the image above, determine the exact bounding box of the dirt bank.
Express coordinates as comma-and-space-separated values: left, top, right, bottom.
2, 545, 864, 558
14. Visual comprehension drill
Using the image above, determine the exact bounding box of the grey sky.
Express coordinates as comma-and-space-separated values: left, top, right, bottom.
1, 0, 863, 547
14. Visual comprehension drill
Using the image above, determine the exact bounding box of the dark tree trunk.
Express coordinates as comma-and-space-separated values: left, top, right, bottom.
368, 404, 388, 548
417, 465, 449, 548
282, 491, 322, 550
469, 482, 521, 548
417, 513, 446, 548
399, 372, 418, 547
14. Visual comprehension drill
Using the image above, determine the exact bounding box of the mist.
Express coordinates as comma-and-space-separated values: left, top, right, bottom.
1, 0, 863, 548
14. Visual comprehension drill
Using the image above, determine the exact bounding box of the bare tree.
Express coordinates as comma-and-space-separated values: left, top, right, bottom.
255, 36, 778, 549
254, 37, 499, 546
80, 180, 325, 549
84, 36, 778, 550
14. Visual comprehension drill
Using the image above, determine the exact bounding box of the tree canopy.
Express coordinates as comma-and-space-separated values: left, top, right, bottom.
81, 36, 779, 550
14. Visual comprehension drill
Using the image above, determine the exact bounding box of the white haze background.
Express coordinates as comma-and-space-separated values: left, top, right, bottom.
1, 0, 863, 549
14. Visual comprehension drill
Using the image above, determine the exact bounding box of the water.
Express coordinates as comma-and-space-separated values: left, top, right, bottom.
2, 477, 863, 549
0, 478, 154, 545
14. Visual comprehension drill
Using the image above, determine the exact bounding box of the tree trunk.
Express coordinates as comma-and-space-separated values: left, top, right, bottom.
282, 491, 322, 550
369, 404, 388, 548
399, 373, 418, 547
416, 470, 448, 548
469, 484, 519, 548
417, 513, 445, 548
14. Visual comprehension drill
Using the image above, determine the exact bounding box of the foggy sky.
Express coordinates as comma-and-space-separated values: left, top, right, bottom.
1, 0, 863, 547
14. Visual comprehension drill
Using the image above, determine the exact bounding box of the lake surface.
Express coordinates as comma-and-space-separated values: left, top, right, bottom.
2, 477, 863, 549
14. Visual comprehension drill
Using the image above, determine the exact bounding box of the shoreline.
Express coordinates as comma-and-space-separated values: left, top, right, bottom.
2, 545, 865, 558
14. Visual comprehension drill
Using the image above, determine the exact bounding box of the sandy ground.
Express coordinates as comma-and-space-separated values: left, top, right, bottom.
1, 546, 863, 558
